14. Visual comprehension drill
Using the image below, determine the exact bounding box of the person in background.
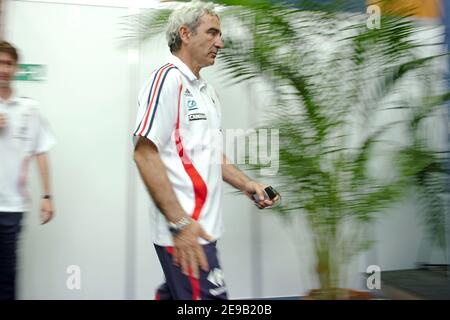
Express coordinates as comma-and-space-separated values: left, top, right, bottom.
0, 40, 56, 300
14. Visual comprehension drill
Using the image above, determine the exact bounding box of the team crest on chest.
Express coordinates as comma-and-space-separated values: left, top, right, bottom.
187, 99, 198, 111
184, 88, 207, 121
184, 88, 198, 111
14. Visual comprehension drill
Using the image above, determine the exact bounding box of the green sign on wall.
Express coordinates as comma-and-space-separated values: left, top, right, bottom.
14, 64, 46, 81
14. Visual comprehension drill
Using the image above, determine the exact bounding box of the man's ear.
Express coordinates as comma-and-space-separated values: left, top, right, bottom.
179, 25, 191, 44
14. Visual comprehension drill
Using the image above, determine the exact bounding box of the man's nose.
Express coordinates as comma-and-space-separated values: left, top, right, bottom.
215, 36, 224, 49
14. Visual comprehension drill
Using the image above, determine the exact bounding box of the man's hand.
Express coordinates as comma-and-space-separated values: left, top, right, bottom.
244, 181, 280, 209
0, 113, 7, 129
172, 220, 213, 279
40, 198, 54, 224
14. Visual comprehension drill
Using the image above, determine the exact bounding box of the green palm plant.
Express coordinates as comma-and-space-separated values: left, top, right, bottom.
123, 0, 449, 298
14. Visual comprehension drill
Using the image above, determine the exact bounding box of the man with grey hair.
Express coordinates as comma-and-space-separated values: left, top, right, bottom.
133, 0, 279, 300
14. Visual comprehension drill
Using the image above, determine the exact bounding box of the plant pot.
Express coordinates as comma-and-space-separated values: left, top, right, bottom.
304, 288, 374, 300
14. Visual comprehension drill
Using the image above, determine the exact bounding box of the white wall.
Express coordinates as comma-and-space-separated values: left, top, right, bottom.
4, 0, 446, 300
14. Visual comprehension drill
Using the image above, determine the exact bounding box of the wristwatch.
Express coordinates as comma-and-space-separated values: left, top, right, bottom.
168, 216, 192, 236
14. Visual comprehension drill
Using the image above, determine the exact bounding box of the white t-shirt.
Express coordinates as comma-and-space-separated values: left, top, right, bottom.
133, 54, 224, 246
0, 93, 56, 212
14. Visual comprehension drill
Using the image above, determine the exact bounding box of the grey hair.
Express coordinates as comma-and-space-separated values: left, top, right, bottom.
166, 0, 218, 53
